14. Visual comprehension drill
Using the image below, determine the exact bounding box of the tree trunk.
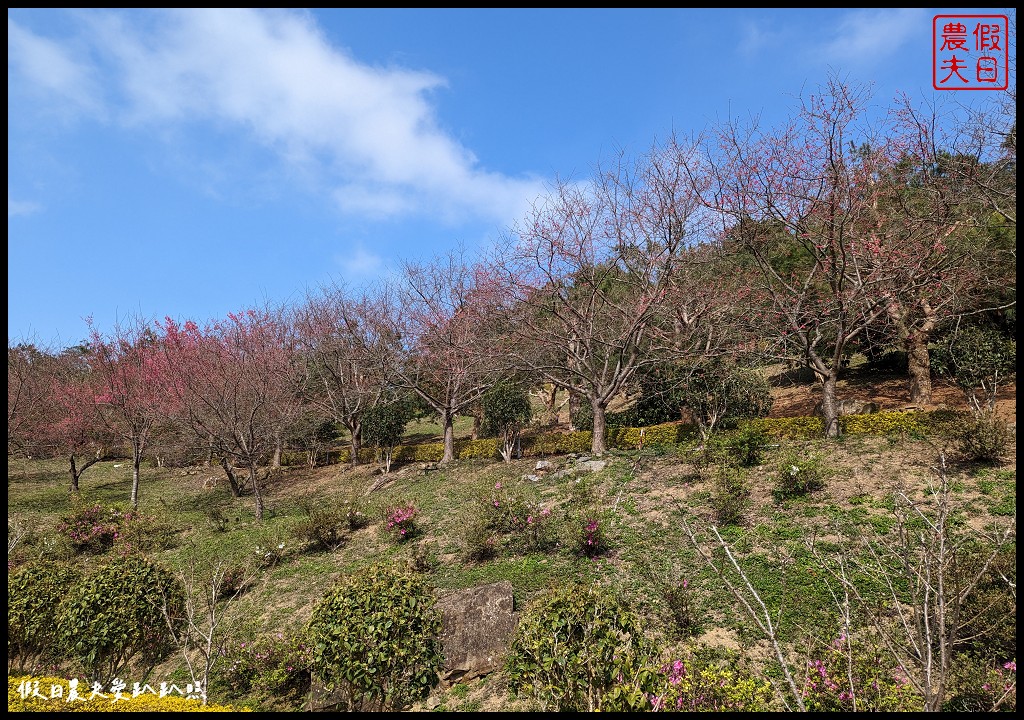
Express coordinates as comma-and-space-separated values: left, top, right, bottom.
272, 434, 282, 469
68, 451, 103, 493
250, 460, 265, 522
131, 453, 141, 509
820, 374, 841, 438
471, 412, 482, 441
69, 455, 80, 493
590, 397, 608, 454
220, 457, 242, 497
441, 409, 455, 464
907, 330, 933, 406
349, 422, 362, 468
568, 392, 583, 431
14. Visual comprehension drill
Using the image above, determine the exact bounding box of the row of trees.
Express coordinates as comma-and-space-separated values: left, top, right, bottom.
8, 78, 1015, 520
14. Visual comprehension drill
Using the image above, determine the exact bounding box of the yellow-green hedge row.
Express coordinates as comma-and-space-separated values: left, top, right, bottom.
8, 676, 243, 712
282, 410, 942, 467
745, 410, 930, 439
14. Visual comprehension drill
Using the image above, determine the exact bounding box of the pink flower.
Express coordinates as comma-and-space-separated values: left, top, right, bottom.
1004, 661, 1016, 672
495, 482, 502, 489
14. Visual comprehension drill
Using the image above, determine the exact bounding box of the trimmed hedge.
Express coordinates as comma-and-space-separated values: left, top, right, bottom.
285, 410, 943, 467
8, 676, 243, 712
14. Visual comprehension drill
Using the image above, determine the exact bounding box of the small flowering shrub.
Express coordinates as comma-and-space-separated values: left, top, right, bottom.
662, 577, 699, 640
800, 632, 922, 711
645, 652, 773, 711
944, 655, 1017, 712
381, 503, 419, 543
220, 630, 312, 710
56, 503, 137, 554
475, 481, 558, 556
565, 511, 610, 558
216, 563, 252, 601
253, 541, 287, 568
772, 452, 828, 501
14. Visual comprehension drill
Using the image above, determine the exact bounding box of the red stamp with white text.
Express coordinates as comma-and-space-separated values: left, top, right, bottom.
933, 14, 1009, 90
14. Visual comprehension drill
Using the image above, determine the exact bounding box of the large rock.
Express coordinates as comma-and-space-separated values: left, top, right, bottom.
436, 581, 518, 684
813, 399, 879, 417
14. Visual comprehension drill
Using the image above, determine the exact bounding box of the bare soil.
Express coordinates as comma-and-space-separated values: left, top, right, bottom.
766, 367, 1016, 426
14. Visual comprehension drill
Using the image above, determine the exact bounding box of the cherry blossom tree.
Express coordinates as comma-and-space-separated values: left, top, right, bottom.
158, 307, 300, 521
87, 316, 167, 508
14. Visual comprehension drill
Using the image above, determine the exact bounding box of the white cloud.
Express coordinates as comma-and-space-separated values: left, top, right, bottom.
8, 197, 42, 218
737, 21, 790, 59
9, 9, 546, 226
334, 246, 384, 280
7, 18, 103, 117
818, 8, 927, 66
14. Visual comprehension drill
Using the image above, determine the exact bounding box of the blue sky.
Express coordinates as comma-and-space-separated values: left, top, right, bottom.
8, 8, 1014, 349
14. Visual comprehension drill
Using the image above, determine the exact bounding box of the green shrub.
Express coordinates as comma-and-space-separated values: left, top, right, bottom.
676, 360, 774, 440
931, 324, 1015, 414
482, 379, 532, 462
725, 424, 773, 467
8, 676, 242, 712
772, 452, 828, 501
955, 414, 1012, 463
839, 410, 926, 436
293, 501, 349, 552
362, 401, 413, 472
8, 561, 82, 673
746, 416, 826, 440
505, 582, 656, 711
220, 630, 311, 709
56, 554, 185, 683
711, 466, 750, 526
460, 513, 497, 563
306, 563, 443, 711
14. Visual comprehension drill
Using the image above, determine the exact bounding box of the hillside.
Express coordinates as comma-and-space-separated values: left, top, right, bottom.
7, 367, 1017, 712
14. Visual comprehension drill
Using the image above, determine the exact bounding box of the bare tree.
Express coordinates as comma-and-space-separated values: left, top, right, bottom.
296, 283, 393, 468
160, 547, 257, 706
496, 136, 719, 453
383, 250, 507, 464
694, 78, 909, 436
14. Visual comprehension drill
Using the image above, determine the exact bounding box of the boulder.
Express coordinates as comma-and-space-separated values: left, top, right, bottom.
436, 581, 518, 684
813, 399, 879, 417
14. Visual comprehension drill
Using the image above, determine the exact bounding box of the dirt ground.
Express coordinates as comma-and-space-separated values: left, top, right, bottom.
767, 369, 1016, 427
